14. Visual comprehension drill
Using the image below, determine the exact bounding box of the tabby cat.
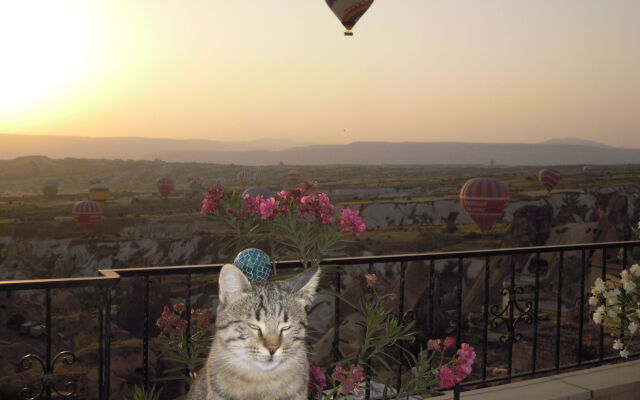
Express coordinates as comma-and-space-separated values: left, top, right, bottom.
187, 264, 321, 400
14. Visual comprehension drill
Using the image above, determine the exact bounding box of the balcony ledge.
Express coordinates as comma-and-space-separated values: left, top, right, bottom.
440, 360, 640, 400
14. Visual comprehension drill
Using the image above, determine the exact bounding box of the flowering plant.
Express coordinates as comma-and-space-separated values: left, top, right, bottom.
201, 181, 366, 268
155, 303, 214, 385
589, 264, 640, 358
308, 274, 475, 399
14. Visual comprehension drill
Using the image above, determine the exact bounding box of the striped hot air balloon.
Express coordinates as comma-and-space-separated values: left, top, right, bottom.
157, 177, 174, 198
42, 178, 59, 199
253, 171, 265, 186
72, 200, 102, 234
459, 178, 509, 232
236, 170, 251, 188
288, 169, 301, 184
538, 168, 561, 193
325, 0, 375, 36
187, 175, 202, 184
89, 183, 110, 207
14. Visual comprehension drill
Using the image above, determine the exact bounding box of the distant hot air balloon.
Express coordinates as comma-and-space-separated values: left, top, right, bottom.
187, 175, 202, 185
89, 177, 102, 185
88, 183, 111, 206
538, 168, 561, 193
582, 165, 593, 173
288, 169, 301, 185
188, 181, 205, 198
325, 0, 375, 36
157, 177, 174, 198
72, 200, 102, 234
460, 178, 509, 232
236, 170, 251, 188
242, 187, 274, 199
253, 171, 266, 186
42, 178, 59, 199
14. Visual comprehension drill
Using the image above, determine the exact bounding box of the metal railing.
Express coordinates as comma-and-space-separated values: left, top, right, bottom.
1, 240, 639, 399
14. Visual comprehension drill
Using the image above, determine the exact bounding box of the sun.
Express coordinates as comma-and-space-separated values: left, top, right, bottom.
0, 1, 92, 110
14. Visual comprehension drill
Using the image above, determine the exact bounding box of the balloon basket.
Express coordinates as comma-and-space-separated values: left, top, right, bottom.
344, 31, 353, 36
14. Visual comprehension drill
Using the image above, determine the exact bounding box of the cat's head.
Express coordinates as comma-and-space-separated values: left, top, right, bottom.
214, 264, 321, 371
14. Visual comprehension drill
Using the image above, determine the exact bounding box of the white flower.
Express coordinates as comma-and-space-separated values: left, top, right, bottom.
629, 322, 638, 335
593, 309, 604, 324
630, 264, 640, 277
605, 291, 620, 306
623, 280, 636, 293
620, 349, 630, 358
588, 296, 599, 306
621, 270, 629, 281
592, 278, 606, 294
613, 339, 624, 350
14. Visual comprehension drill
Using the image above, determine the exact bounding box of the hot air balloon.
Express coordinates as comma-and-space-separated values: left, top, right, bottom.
253, 171, 265, 186
288, 169, 301, 185
187, 181, 205, 198
187, 175, 202, 185
242, 187, 274, 199
538, 168, 561, 193
72, 200, 102, 234
236, 170, 251, 188
325, 0, 375, 36
89, 177, 102, 185
157, 177, 174, 199
42, 178, 59, 199
460, 178, 509, 232
88, 183, 111, 206
582, 165, 593, 173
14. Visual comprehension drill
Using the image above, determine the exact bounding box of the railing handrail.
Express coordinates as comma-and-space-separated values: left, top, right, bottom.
1, 240, 639, 289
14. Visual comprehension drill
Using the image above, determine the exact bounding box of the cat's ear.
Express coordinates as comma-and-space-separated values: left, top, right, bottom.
219, 264, 251, 305
291, 267, 321, 307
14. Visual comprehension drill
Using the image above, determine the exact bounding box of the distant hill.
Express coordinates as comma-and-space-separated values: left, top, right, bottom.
538, 138, 611, 148
150, 141, 640, 166
2, 134, 640, 165
0, 134, 311, 160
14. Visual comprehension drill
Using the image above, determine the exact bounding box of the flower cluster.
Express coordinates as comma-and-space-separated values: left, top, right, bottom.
429, 339, 477, 389
155, 303, 213, 337
331, 364, 366, 398
308, 365, 327, 400
589, 264, 640, 358
200, 181, 367, 267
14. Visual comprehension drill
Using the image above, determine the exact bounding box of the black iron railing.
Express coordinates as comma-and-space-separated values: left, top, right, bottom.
1, 240, 639, 400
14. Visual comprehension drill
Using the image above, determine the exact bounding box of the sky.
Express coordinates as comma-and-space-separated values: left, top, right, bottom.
0, 0, 639, 147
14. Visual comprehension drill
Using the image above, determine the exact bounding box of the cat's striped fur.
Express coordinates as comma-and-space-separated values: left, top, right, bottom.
187, 264, 320, 400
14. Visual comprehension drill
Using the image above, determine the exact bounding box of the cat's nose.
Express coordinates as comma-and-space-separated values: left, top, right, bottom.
267, 344, 279, 355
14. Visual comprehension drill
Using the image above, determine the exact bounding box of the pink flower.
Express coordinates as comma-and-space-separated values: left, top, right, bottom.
243, 194, 261, 215
298, 193, 335, 224
258, 197, 279, 220
427, 339, 441, 352
331, 364, 365, 397
308, 365, 326, 399
364, 273, 377, 289
200, 184, 226, 215
457, 343, 476, 364
277, 190, 289, 199
454, 361, 472, 379
443, 337, 456, 349
438, 365, 456, 389
156, 306, 188, 337
337, 208, 366, 236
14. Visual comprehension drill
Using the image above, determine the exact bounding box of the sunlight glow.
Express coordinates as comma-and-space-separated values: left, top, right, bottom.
0, 1, 92, 110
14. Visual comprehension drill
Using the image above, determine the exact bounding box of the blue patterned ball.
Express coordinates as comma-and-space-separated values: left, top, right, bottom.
234, 248, 273, 282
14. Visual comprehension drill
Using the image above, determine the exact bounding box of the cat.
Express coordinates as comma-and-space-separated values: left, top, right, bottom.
187, 264, 321, 400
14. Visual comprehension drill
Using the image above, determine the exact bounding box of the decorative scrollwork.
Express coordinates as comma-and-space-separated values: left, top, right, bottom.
490, 286, 533, 344
19, 351, 78, 399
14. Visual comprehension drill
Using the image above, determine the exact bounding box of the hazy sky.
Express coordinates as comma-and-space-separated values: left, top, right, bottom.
1, 0, 639, 147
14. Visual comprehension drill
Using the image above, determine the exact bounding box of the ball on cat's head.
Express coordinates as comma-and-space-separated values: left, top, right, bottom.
233, 248, 273, 282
